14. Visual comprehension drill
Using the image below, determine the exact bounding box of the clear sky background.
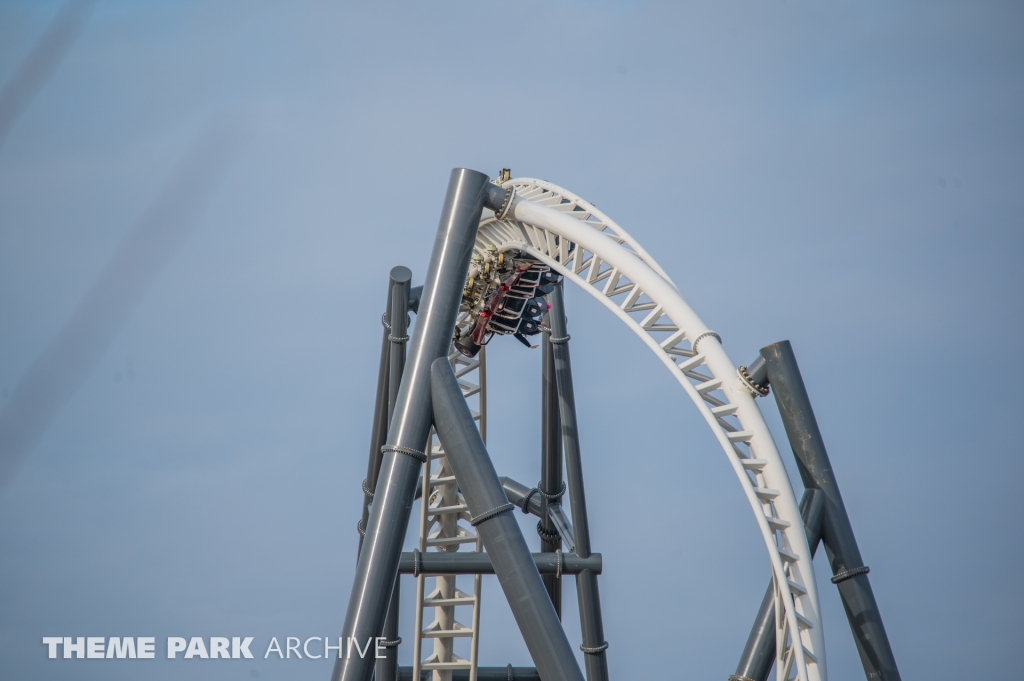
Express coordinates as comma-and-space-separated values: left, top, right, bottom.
0, 1, 1021, 679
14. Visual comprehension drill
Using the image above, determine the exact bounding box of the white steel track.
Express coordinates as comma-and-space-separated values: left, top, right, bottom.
473, 178, 827, 681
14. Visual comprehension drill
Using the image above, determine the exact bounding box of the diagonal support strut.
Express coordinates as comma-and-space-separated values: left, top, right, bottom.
431, 357, 586, 681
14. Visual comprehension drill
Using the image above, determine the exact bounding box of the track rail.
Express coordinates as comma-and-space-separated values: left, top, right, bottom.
472, 178, 826, 681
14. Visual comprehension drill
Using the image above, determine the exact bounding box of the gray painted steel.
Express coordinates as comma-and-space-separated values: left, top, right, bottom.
357, 273, 399, 554
483, 182, 510, 215
408, 285, 422, 314
332, 169, 492, 681
377, 579, 400, 681
541, 327, 564, 617
761, 340, 901, 681
545, 503, 576, 552
501, 475, 576, 550
386, 268, 411, 423
548, 284, 610, 681
377, 267, 410, 681
500, 476, 544, 516
733, 489, 825, 681
398, 551, 602, 575
398, 667, 541, 681
431, 356, 586, 681
745, 354, 768, 388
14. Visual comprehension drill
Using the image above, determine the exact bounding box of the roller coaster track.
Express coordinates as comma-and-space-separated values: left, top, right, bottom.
466, 178, 827, 681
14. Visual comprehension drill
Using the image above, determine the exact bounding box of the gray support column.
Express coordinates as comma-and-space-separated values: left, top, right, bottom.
387, 268, 412, 422
377, 270, 410, 681
760, 341, 901, 681
357, 275, 397, 554
431, 357, 586, 681
540, 326, 563, 617
732, 489, 825, 681
547, 284, 610, 681
332, 169, 493, 681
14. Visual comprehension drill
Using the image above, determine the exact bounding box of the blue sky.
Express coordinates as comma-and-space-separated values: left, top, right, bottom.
0, 1, 1021, 679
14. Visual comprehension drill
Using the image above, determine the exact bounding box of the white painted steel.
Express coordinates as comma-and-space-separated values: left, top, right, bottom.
491, 177, 678, 289
412, 347, 486, 681
466, 178, 827, 681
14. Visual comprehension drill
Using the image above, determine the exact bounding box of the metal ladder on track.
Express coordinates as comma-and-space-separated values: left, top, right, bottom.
411, 347, 486, 681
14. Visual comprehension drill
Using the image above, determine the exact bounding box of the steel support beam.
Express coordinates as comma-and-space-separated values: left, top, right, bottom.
399, 667, 541, 681
377, 579, 400, 681
386, 269, 411, 422
332, 169, 494, 681
761, 340, 901, 681
541, 328, 563, 616
500, 476, 545, 516
431, 357, 585, 681
357, 272, 401, 553
398, 551, 602, 575
376, 267, 410, 681
548, 283, 610, 681
732, 488, 825, 681
501, 476, 576, 551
